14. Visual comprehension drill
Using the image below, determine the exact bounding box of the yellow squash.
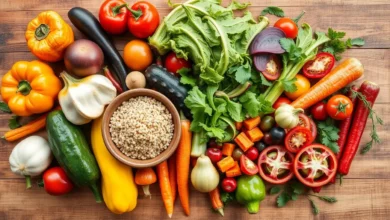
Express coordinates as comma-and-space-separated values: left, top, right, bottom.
91, 116, 138, 214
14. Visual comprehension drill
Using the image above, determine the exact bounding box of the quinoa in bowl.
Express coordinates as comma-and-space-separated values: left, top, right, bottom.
109, 96, 174, 160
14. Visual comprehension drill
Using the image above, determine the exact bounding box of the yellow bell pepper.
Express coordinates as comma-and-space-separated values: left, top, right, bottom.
91, 116, 138, 214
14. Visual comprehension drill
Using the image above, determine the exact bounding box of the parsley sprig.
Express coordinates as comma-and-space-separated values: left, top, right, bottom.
322, 28, 365, 60
260, 6, 285, 17
316, 118, 340, 153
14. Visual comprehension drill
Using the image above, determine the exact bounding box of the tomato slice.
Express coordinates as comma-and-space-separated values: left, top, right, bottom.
262, 55, 282, 81
293, 144, 338, 187
258, 145, 294, 184
308, 117, 317, 141
303, 52, 335, 79
240, 155, 259, 175
285, 127, 313, 153
285, 113, 311, 133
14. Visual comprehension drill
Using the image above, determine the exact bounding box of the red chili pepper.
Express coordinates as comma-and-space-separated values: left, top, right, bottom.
99, 0, 130, 35
103, 66, 123, 94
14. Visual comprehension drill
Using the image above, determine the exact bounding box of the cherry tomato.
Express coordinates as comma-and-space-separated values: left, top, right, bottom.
206, 148, 223, 163
303, 52, 335, 79
273, 96, 292, 110
240, 155, 259, 175
259, 115, 275, 132
285, 127, 313, 153
311, 102, 328, 120
308, 117, 318, 141
274, 18, 298, 39
297, 113, 311, 130
39, 167, 74, 196
258, 145, 295, 184
245, 147, 259, 161
293, 144, 338, 187
285, 74, 311, 100
255, 141, 267, 152
208, 139, 222, 149
99, 0, 130, 35
263, 132, 274, 145
123, 39, 153, 71
269, 127, 285, 144
326, 95, 354, 120
221, 177, 237, 193
262, 54, 282, 80
232, 148, 244, 161
128, 1, 160, 39
165, 52, 192, 76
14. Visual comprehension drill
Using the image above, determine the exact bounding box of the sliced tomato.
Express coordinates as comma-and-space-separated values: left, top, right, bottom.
303, 52, 335, 79
308, 117, 317, 141
293, 144, 337, 187
262, 54, 282, 81
285, 127, 313, 153
240, 155, 259, 175
297, 113, 311, 130
258, 145, 294, 184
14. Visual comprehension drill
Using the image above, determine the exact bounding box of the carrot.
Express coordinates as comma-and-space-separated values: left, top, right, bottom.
291, 58, 364, 110
243, 116, 261, 130
209, 188, 224, 216
168, 153, 177, 202
245, 127, 264, 142
234, 132, 254, 152
217, 156, 235, 173
222, 143, 235, 156
135, 168, 157, 198
235, 121, 243, 131
157, 161, 174, 218
338, 81, 380, 175
176, 112, 192, 216
226, 161, 241, 177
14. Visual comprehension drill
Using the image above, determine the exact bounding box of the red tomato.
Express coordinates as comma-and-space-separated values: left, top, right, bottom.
240, 155, 259, 175
263, 132, 274, 145
274, 18, 298, 39
293, 144, 338, 187
311, 102, 328, 120
285, 127, 313, 153
245, 147, 259, 161
99, 0, 130, 35
165, 52, 192, 76
273, 96, 291, 110
221, 177, 237, 193
128, 1, 160, 39
326, 95, 354, 120
308, 117, 317, 141
206, 148, 223, 163
40, 167, 74, 196
284, 74, 311, 100
258, 145, 295, 184
262, 54, 282, 81
297, 113, 311, 130
303, 52, 335, 79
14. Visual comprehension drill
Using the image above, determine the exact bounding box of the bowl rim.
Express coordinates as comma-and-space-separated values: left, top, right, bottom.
102, 88, 181, 168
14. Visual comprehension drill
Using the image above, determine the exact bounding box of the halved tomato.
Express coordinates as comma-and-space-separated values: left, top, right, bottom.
258, 145, 294, 184
285, 127, 313, 153
308, 117, 317, 141
240, 155, 258, 175
303, 52, 335, 79
297, 113, 311, 130
262, 54, 282, 81
293, 144, 337, 187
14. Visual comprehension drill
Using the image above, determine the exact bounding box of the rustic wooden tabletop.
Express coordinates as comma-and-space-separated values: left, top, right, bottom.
0, 0, 389, 219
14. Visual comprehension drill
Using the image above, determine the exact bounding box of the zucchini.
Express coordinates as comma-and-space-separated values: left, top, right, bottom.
145, 64, 191, 119
46, 110, 102, 203
68, 7, 128, 91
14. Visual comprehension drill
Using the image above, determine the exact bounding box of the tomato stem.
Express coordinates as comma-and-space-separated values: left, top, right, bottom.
335, 101, 349, 116
127, 6, 143, 20
112, 3, 128, 17
293, 11, 306, 24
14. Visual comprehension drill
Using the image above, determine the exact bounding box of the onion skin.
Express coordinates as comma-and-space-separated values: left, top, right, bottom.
64, 39, 104, 77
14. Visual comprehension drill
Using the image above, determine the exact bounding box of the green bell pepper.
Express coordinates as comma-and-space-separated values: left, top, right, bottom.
235, 175, 266, 214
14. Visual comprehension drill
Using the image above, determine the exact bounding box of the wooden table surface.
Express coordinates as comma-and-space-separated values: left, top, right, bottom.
0, 0, 389, 219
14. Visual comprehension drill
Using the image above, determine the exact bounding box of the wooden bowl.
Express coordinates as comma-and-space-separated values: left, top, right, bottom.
102, 88, 181, 168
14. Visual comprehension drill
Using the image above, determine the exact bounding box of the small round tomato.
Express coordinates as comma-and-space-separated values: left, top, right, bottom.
208, 139, 222, 149
165, 52, 192, 76
262, 54, 282, 80
263, 133, 274, 145
232, 148, 244, 161
245, 147, 259, 161
285, 74, 311, 100
293, 144, 338, 187
258, 145, 295, 184
311, 102, 328, 120
326, 95, 353, 120
259, 115, 275, 132
206, 148, 223, 163
297, 113, 311, 130
240, 155, 259, 175
255, 141, 267, 152
273, 97, 292, 110
274, 18, 298, 39
221, 177, 237, 193
123, 39, 153, 71
270, 127, 285, 144
39, 167, 74, 196
128, 1, 160, 39
285, 127, 313, 153
303, 52, 335, 79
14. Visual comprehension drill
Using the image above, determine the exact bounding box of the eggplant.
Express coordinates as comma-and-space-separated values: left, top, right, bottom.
68, 7, 128, 91
145, 64, 191, 119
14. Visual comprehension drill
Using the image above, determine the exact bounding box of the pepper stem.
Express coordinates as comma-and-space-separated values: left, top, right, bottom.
112, 3, 128, 17
293, 11, 306, 24
142, 185, 152, 199
16, 81, 32, 96
246, 201, 260, 214
25, 175, 32, 189
89, 183, 103, 203
127, 5, 143, 20
35, 24, 50, 41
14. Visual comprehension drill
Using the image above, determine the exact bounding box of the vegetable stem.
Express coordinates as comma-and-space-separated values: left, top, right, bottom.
89, 184, 103, 203
293, 11, 306, 24
16, 81, 32, 96
25, 175, 32, 189
142, 185, 152, 199
112, 3, 128, 17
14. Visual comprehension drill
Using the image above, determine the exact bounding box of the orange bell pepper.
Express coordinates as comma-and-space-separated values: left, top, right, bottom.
26, 11, 74, 62
1, 60, 62, 116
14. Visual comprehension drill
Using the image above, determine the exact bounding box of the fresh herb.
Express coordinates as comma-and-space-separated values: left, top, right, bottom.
0, 101, 11, 113
270, 186, 282, 195
8, 115, 21, 129
350, 89, 383, 154
309, 194, 338, 203
322, 28, 365, 60
280, 77, 297, 93
277, 191, 291, 207
308, 198, 319, 215
178, 68, 197, 86
260, 6, 285, 17
221, 192, 235, 205
316, 118, 340, 153
239, 92, 274, 118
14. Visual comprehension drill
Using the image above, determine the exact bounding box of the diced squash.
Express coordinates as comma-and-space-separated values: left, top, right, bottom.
217, 156, 235, 173
245, 127, 264, 142
222, 143, 235, 156
235, 122, 243, 131
234, 132, 254, 152
243, 116, 261, 130
226, 161, 241, 177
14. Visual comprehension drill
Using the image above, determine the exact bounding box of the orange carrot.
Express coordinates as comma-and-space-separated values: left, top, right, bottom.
243, 116, 261, 130
235, 121, 243, 131
176, 112, 192, 216
157, 161, 174, 218
245, 127, 264, 142
217, 156, 235, 173
222, 143, 235, 156
226, 161, 241, 177
291, 58, 364, 109
168, 153, 177, 203
135, 168, 157, 198
209, 188, 224, 216
234, 132, 254, 152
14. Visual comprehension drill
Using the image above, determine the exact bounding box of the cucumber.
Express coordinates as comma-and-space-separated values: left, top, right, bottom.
46, 110, 102, 203
145, 64, 191, 119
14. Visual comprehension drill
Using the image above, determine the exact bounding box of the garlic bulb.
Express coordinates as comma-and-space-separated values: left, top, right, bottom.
191, 155, 220, 193
275, 104, 304, 129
